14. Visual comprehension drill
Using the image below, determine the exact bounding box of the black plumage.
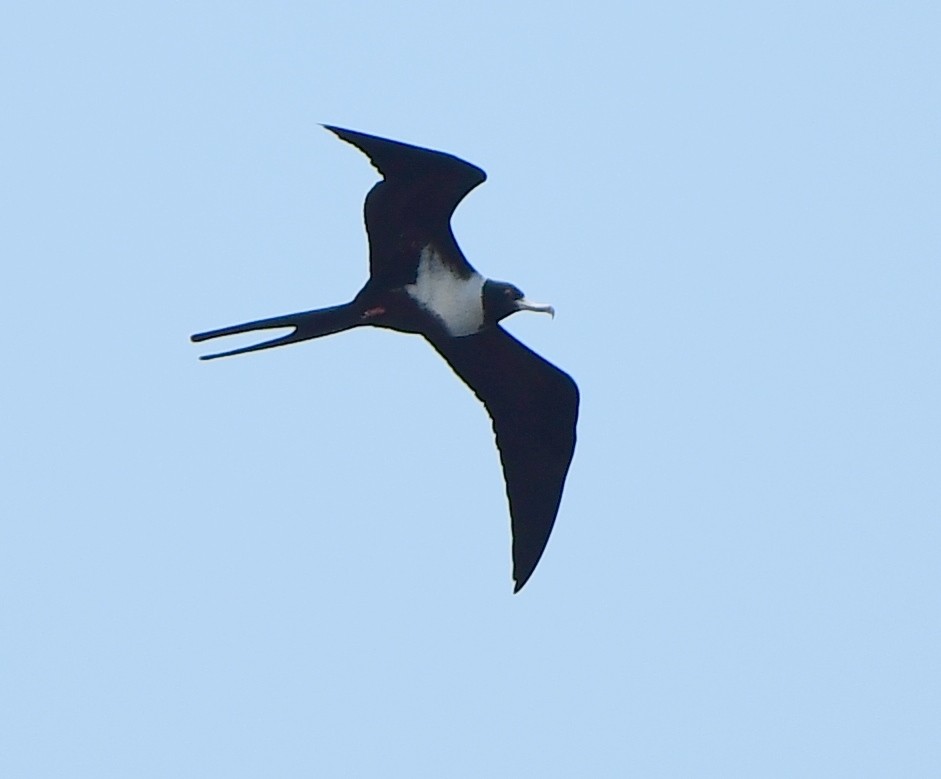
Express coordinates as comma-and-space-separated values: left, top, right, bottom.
192, 126, 578, 591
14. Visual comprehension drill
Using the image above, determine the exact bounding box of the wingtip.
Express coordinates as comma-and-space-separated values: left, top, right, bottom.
318, 125, 487, 191
321, 124, 358, 143
321, 125, 355, 146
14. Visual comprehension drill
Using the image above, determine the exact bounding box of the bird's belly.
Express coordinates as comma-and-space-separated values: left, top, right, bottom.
404, 246, 485, 337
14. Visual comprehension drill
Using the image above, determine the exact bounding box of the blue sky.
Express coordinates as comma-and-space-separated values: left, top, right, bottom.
2, 2, 939, 776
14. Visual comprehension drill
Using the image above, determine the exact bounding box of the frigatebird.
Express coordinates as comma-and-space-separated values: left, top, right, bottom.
191, 126, 578, 592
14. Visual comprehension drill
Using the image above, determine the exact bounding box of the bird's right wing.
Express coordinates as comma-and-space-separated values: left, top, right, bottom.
324, 126, 487, 286
428, 326, 579, 592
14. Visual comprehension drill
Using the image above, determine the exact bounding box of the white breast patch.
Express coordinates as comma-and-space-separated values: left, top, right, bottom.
405, 245, 485, 337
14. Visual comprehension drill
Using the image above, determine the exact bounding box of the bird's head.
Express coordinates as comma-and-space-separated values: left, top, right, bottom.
482, 280, 555, 325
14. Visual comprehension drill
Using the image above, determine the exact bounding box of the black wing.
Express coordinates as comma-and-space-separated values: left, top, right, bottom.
428, 326, 579, 592
324, 126, 487, 286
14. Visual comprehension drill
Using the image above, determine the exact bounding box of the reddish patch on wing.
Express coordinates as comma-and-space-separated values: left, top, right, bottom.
362, 306, 386, 318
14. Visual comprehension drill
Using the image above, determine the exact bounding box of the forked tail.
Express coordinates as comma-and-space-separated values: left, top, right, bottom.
191, 302, 361, 360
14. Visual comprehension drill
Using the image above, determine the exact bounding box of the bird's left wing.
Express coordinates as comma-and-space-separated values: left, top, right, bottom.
428, 326, 579, 592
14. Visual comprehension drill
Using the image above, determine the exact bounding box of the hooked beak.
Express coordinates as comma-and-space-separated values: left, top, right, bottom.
515, 298, 555, 319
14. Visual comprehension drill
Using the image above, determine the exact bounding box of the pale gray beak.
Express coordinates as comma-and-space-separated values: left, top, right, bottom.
516, 298, 556, 319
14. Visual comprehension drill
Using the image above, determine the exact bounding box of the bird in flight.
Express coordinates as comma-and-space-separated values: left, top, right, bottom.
192, 126, 579, 592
